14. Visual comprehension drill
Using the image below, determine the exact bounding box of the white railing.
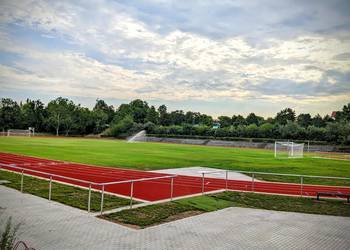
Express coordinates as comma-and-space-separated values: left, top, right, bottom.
198, 169, 350, 195
0, 163, 176, 214
1, 163, 349, 214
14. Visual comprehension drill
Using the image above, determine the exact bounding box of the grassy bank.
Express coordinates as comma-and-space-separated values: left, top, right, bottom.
0, 170, 136, 212
102, 191, 350, 228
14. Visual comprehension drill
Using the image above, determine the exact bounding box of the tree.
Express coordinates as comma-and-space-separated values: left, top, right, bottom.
341, 103, 350, 121
21, 99, 46, 131
312, 114, 325, 127
245, 124, 259, 137
169, 110, 185, 125
92, 110, 109, 134
158, 105, 170, 126
259, 123, 274, 137
74, 106, 94, 134
197, 114, 213, 126
218, 116, 232, 128
275, 108, 296, 125
146, 106, 159, 124
280, 121, 303, 139
114, 104, 132, 122
0, 98, 22, 130
323, 114, 333, 123
246, 113, 264, 125
297, 113, 312, 128
47, 97, 76, 136
129, 99, 149, 123
232, 115, 246, 127
93, 99, 114, 123
325, 122, 350, 143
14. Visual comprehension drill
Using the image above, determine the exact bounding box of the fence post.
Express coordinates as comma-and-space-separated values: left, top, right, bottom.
170, 177, 174, 201
20, 170, 24, 193
88, 183, 92, 213
100, 185, 105, 215
252, 173, 255, 192
300, 176, 303, 197
49, 176, 52, 201
202, 172, 205, 194
225, 170, 228, 191
130, 181, 134, 209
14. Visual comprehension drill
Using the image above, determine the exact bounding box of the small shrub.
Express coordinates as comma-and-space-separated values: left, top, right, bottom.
0, 216, 21, 250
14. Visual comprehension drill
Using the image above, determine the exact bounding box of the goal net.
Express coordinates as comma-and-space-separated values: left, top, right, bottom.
7, 128, 35, 137
274, 141, 304, 158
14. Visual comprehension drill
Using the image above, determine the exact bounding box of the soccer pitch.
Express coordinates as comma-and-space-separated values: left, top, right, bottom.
0, 136, 349, 179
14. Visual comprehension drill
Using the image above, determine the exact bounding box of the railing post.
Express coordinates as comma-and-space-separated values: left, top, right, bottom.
202, 172, 205, 194
252, 173, 255, 192
49, 176, 52, 201
300, 176, 303, 197
130, 181, 134, 209
170, 177, 174, 201
100, 185, 105, 215
20, 170, 24, 193
225, 170, 228, 191
88, 183, 92, 213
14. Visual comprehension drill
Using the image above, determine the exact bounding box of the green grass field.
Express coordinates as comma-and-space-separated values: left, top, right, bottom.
0, 136, 350, 180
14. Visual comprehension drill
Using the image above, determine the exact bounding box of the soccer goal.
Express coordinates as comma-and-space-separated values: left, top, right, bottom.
7, 127, 35, 137
274, 141, 304, 158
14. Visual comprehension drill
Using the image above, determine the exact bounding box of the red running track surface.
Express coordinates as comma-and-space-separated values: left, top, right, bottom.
0, 152, 349, 201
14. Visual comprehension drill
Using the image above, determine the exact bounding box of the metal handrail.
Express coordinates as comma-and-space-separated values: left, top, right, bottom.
0, 163, 177, 186
227, 169, 350, 180
198, 170, 226, 174
196, 168, 350, 180
0, 163, 177, 214
2, 161, 349, 214
98, 175, 176, 186
0, 163, 98, 185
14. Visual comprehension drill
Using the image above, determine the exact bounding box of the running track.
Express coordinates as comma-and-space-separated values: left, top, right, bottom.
0, 152, 349, 201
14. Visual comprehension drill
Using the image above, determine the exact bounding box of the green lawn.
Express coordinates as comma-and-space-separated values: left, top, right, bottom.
102, 191, 350, 228
0, 137, 349, 180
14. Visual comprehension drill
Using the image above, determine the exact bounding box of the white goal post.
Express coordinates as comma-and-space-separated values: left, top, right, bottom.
274, 141, 304, 158
7, 127, 35, 137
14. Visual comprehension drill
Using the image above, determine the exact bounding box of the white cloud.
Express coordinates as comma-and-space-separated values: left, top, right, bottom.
0, 0, 349, 112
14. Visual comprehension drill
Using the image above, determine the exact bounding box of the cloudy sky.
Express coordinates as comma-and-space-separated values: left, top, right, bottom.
0, 0, 349, 117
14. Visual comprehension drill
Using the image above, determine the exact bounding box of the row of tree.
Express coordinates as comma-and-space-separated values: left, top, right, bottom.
0, 97, 349, 143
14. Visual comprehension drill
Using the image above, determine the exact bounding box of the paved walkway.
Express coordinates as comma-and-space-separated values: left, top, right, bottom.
0, 186, 349, 250
151, 166, 258, 181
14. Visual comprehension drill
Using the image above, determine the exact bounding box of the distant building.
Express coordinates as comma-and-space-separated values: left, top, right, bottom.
331, 111, 337, 118
212, 122, 220, 129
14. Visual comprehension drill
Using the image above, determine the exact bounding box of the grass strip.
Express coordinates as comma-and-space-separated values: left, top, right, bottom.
212, 191, 350, 216
102, 191, 350, 228
102, 202, 202, 228
0, 169, 137, 212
